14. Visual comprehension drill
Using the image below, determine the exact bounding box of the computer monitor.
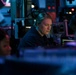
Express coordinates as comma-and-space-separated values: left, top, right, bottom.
62, 39, 74, 46
38, 0, 46, 8
65, 0, 76, 7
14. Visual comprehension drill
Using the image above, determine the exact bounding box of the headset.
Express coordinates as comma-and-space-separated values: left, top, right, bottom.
35, 11, 52, 25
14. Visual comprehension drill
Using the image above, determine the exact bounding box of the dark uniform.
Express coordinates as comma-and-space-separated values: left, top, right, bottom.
18, 26, 57, 50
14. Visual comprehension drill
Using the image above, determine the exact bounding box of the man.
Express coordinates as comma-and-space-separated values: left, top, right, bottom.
18, 12, 57, 50
0, 28, 11, 56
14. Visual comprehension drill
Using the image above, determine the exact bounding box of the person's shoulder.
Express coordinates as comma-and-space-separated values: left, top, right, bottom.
26, 26, 36, 33
25, 26, 39, 36
22, 31, 37, 42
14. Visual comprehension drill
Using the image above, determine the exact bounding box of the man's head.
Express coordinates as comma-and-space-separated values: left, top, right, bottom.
36, 12, 52, 36
0, 28, 11, 56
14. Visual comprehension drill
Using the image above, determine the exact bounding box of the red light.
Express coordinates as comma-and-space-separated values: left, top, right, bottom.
71, 8, 74, 11
48, 6, 51, 10
52, 6, 55, 9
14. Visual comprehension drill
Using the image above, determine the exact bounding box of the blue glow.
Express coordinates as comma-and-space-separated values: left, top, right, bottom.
39, 0, 46, 8
66, 0, 76, 7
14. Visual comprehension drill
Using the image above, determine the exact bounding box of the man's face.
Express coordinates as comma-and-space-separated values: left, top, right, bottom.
38, 18, 52, 35
0, 35, 11, 56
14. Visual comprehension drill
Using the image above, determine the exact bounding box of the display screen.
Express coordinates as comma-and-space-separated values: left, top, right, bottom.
62, 39, 74, 46
39, 0, 46, 8
66, 0, 76, 7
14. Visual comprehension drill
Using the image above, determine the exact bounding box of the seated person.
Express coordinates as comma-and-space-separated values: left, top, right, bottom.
18, 12, 58, 50
0, 28, 11, 56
